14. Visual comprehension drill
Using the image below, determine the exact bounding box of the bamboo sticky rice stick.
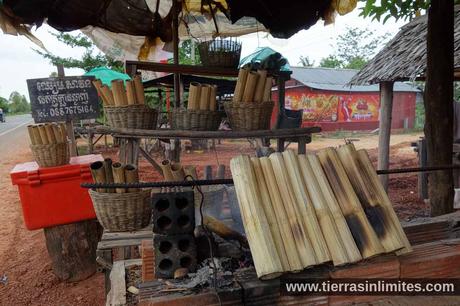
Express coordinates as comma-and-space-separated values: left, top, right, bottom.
233, 68, 249, 103
209, 85, 217, 111
184, 166, 197, 180
171, 162, 185, 181
263, 77, 273, 101
259, 157, 303, 271
112, 162, 126, 193
133, 75, 145, 105
356, 149, 412, 255
317, 148, 384, 259
101, 85, 114, 106
251, 157, 291, 271
188, 82, 201, 110
160, 160, 174, 181
51, 124, 63, 143
27, 125, 40, 145
337, 144, 404, 253
58, 123, 67, 142
269, 153, 317, 268
203, 215, 248, 248
282, 150, 330, 264
230, 155, 283, 279
306, 154, 362, 263
103, 158, 115, 193
124, 164, 139, 193
199, 84, 211, 110
90, 161, 107, 193
254, 70, 267, 102
126, 80, 137, 105
112, 80, 127, 107
242, 71, 259, 102
37, 125, 50, 145
92, 80, 106, 105
44, 124, 56, 144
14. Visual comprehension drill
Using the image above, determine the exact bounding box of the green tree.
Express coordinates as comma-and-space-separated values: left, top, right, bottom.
319, 55, 343, 68
0, 97, 9, 113
8, 92, 30, 114
359, 0, 430, 23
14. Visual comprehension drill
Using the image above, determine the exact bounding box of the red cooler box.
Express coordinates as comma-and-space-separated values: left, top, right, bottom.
10, 154, 103, 230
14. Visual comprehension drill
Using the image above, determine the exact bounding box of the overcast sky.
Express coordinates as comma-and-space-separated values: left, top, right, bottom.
0, 8, 406, 100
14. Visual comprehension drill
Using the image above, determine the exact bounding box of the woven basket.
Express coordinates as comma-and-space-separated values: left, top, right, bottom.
89, 189, 151, 232
105, 105, 158, 129
30, 142, 70, 168
198, 40, 241, 68
171, 109, 223, 131
224, 101, 274, 131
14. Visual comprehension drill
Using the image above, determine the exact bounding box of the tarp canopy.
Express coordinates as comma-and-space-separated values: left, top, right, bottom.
83, 67, 131, 87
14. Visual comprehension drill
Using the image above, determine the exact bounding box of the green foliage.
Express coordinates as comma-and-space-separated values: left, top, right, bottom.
8, 91, 31, 114
415, 101, 425, 130
0, 97, 9, 113
359, 0, 430, 23
177, 39, 201, 65
319, 55, 343, 68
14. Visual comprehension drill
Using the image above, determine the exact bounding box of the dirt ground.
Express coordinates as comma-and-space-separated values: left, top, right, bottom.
0, 131, 427, 305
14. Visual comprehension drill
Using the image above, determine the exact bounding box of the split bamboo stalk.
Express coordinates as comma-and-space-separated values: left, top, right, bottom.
92, 80, 107, 105
171, 162, 185, 181
103, 158, 115, 193
184, 166, 198, 180
282, 150, 330, 264
251, 157, 291, 271
199, 84, 211, 110
230, 155, 283, 279
269, 153, 317, 268
37, 125, 50, 145
337, 144, 404, 253
27, 125, 39, 145
126, 80, 137, 105
254, 70, 267, 102
209, 85, 217, 111
101, 85, 114, 106
356, 149, 412, 255
58, 123, 67, 142
233, 68, 249, 103
188, 82, 201, 110
242, 71, 259, 102
297, 154, 351, 266
112, 162, 126, 193
124, 164, 139, 193
51, 124, 64, 143
259, 157, 303, 272
160, 160, 174, 181
317, 148, 384, 259
112, 80, 127, 107
133, 75, 145, 105
44, 124, 57, 144
263, 76, 273, 101
90, 161, 107, 193
306, 154, 362, 263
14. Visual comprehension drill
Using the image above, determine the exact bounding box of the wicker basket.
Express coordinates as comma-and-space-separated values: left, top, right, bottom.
30, 142, 70, 168
105, 105, 158, 129
89, 189, 151, 232
171, 109, 223, 131
224, 101, 274, 131
198, 40, 242, 68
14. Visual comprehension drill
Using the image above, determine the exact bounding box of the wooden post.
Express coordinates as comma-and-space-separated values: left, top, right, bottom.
418, 138, 429, 200
57, 64, 77, 157
424, 0, 454, 216
171, 0, 181, 162
378, 81, 394, 191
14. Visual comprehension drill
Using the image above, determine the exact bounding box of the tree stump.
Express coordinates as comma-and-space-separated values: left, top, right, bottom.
44, 219, 102, 282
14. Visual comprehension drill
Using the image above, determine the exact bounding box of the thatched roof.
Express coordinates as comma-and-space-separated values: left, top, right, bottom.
350, 5, 460, 85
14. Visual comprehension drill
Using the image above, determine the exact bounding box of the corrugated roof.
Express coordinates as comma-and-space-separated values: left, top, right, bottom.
291, 67, 421, 92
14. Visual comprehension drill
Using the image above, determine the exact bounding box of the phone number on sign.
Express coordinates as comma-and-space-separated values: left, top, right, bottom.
47, 105, 95, 117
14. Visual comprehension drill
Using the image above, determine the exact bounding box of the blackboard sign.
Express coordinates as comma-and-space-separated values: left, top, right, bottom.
27, 76, 100, 123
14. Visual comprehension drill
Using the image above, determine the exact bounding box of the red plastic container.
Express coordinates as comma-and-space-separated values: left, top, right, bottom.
10, 154, 103, 230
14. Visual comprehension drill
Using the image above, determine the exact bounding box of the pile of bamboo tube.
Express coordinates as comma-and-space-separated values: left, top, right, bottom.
230, 144, 412, 279
159, 160, 197, 182
27, 123, 68, 145
233, 68, 273, 103
90, 159, 140, 193
187, 82, 217, 111
92, 76, 145, 107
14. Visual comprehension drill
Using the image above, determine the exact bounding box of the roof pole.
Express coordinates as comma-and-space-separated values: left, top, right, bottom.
173, 0, 181, 107
378, 81, 394, 191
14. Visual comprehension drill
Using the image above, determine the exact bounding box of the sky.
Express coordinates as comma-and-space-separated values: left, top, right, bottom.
0, 8, 406, 100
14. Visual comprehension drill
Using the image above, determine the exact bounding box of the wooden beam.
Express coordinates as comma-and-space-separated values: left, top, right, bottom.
378, 81, 394, 191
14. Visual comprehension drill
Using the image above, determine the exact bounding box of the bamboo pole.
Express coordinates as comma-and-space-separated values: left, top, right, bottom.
133, 75, 145, 105
254, 70, 267, 102
171, 162, 185, 181
103, 158, 115, 193
356, 149, 412, 255
242, 71, 259, 102
233, 68, 249, 103
187, 82, 201, 110
306, 154, 362, 263
90, 161, 107, 193
44, 124, 57, 144
269, 153, 317, 268
259, 157, 303, 272
37, 125, 50, 145
112, 162, 126, 193
317, 148, 384, 259
160, 160, 174, 181
263, 77, 273, 101
230, 155, 283, 279
199, 84, 211, 110
282, 150, 330, 264
126, 80, 137, 105
209, 85, 217, 111
124, 164, 139, 193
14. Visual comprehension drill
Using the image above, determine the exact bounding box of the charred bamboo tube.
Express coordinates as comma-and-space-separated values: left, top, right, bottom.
44, 124, 57, 144
317, 148, 384, 258
282, 150, 330, 264
101, 85, 114, 106
254, 70, 267, 102
188, 82, 201, 110
37, 125, 50, 145
356, 149, 412, 255
126, 80, 137, 105
307, 154, 362, 263
171, 162, 185, 181
112, 162, 126, 193
203, 215, 248, 248
90, 161, 107, 193
184, 166, 198, 180
124, 164, 139, 193
242, 71, 259, 102
298, 154, 350, 266
112, 80, 127, 107
233, 68, 249, 103
103, 158, 115, 193
230, 155, 283, 279
199, 84, 211, 110
263, 77, 273, 101
133, 75, 145, 105
251, 157, 291, 271
337, 144, 404, 253
160, 160, 174, 181
209, 85, 217, 111
269, 153, 317, 268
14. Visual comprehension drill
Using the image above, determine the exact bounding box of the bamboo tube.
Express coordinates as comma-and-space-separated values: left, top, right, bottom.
101, 85, 114, 106
51, 124, 64, 143
263, 77, 273, 101
209, 85, 217, 111
282, 150, 330, 264
58, 123, 67, 142
242, 71, 259, 102
230, 155, 283, 279
233, 68, 249, 103
317, 148, 384, 259
126, 80, 137, 105
337, 144, 404, 253
112, 162, 126, 193
37, 125, 50, 145
254, 70, 267, 102
356, 149, 412, 255
297, 154, 351, 266
187, 82, 201, 110
184, 165, 198, 180
259, 157, 303, 272
103, 158, 115, 193
44, 124, 56, 144
160, 160, 174, 181
171, 162, 185, 181
27, 125, 38, 145
269, 153, 317, 268
90, 161, 107, 193
199, 84, 211, 110
203, 215, 248, 248
133, 75, 145, 105
306, 154, 362, 263
112, 80, 127, 107
92, 80, 108, 106
124, 164, 139, 193
251, 157, 291, 271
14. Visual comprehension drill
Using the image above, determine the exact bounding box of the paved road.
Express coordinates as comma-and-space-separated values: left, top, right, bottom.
0, 114, 33, 157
